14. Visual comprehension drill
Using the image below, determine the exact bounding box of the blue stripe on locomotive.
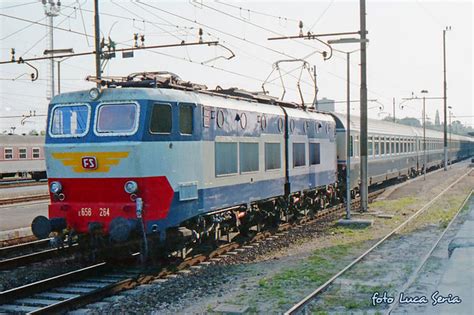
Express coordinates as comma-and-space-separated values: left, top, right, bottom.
146, 170, 335, 233
46, 89, 333, 144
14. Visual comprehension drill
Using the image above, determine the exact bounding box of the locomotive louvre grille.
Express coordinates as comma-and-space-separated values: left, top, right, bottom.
179, 182, 198, 201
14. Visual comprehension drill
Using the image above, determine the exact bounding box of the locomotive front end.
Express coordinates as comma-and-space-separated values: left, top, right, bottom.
31, 89, 174, 243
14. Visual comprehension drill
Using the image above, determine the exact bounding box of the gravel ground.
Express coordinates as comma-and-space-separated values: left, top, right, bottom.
0, 184, 48, 198
0, 253, 89, 292
391, 193, 474, 315
67, 162, 473, 315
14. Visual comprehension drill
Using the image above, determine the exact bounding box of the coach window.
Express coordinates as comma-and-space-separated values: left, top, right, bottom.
19, 148, 27, 159
381, 137, 385, 155
4, 148, 13, 160
349, 136, 354, 157
404, 139, 408, 153
265, 143, 281, 170
391, 138, 395, 154
368, 136, 373, 157
310, 143, 321, 165
356, 135, 360, 157
179, 103, 193, 135
240, 142, 259, 173
32, 148, 40, 159
374, 137, 380, 156
293, 143, 306, 167
150, 104, 172, 134
215, 142, 238, 176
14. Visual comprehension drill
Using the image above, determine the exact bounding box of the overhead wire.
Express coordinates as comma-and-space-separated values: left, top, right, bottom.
111, 0, 185, 43
135, 1, 321, 92
133, 1, 318, 94
60, 2, 196, 32
199, 1, 388, 96
0, 1, 38, 10
114, 40, 304, 96
77, 0, 92, 46
20, 7, 82, 57
1, 2, 391, 107
214, 1, 299, 23
308, 0, 336, 32
1, 16, 48, 41
198, 1, 328, 56
0, 13, 93, 38
415, 0, 444, 27
208, 0, 393, 103
136, 1, 308, 61
191, 1, 392, 103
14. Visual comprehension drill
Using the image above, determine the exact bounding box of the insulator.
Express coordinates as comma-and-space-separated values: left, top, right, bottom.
198, 28, 203, 43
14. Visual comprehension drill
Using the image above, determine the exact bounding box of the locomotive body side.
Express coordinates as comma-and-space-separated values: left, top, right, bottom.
34, 86, 338, 242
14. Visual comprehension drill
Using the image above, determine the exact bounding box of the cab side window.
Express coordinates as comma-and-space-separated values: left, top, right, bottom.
150, 104, 172, 134
179, 104, 193, 135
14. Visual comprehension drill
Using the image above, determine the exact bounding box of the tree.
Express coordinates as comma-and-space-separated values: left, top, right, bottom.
29, 129, 39, 136
398, 117, 421, 127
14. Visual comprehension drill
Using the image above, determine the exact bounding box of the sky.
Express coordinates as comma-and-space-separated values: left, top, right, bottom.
0, 0, 472, 134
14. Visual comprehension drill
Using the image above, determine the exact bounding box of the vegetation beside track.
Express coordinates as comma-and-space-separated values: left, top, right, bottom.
216, 168, 472, 314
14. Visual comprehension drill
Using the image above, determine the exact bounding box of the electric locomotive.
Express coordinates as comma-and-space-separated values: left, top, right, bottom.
31, 72, 339, 249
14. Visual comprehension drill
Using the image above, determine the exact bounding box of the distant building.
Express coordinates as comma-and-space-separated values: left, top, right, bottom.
317, 97, 335, 112
435, 110, 440, 126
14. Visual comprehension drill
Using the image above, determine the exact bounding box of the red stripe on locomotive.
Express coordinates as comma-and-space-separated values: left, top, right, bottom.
48, 177, 174, 234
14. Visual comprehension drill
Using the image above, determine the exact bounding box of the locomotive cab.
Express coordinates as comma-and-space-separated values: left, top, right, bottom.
32, 87, 200, 243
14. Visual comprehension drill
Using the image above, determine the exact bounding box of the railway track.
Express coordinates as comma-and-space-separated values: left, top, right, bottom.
285, 169, 472, 315
0, 239, 78, 271
0, 190, 383, 314
0, 180, 47, 189
0, 235, 38, 248
0, 194, 49, 206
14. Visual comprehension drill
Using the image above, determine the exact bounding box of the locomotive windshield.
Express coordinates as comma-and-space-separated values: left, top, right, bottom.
96, 103, 138, 135
50, 104, 90, 137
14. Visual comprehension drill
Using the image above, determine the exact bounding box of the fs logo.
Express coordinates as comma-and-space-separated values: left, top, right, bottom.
81, 156, 98, 170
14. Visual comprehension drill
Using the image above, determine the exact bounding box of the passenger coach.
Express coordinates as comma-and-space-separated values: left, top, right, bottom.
333, 113, 474, 194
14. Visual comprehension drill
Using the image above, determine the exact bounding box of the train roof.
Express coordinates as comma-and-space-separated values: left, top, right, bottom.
0, 135, 45, 146
52, 87, 336, 123
332, 113, 474, 142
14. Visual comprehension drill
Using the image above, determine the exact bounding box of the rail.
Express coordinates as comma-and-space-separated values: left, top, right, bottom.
285, 169, 472, 315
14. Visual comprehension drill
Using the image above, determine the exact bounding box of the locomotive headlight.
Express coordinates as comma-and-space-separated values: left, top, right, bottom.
124, 180, 138, 194
88, 87, 101, 100
50, 181, 62, 194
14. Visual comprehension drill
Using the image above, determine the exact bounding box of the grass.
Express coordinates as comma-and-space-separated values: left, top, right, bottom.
370, 196, 418, 213
229, 190, 472, 313
404, 192, 470, 233
251, 243, 357, 305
